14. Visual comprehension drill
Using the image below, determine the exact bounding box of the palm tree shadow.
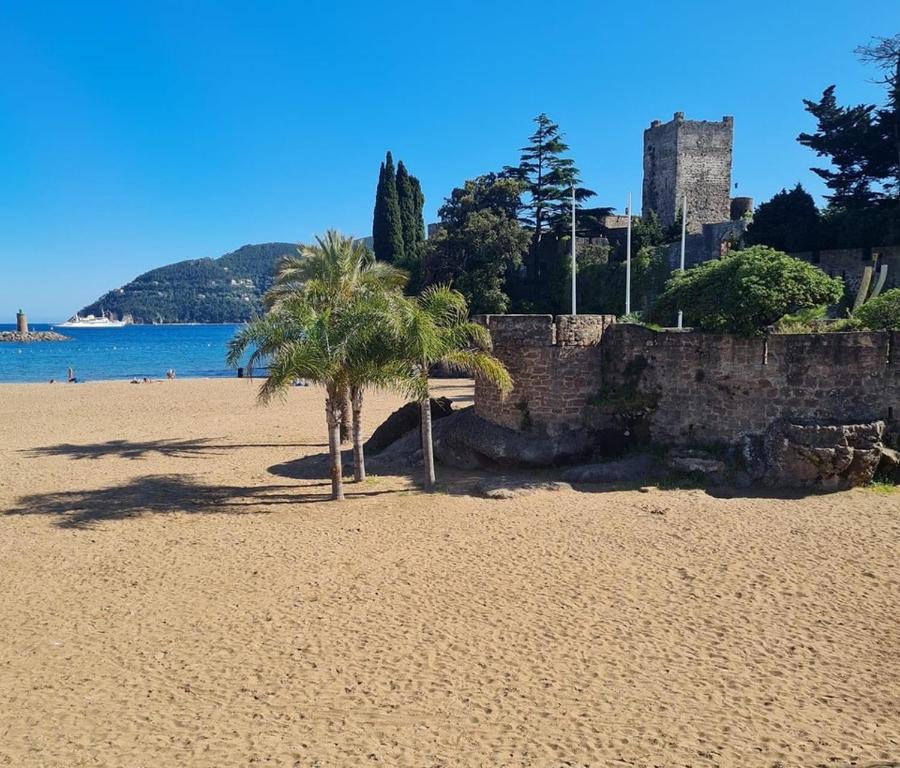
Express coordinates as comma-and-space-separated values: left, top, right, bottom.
5, 473, 393, 529
21, 438, 326, 461
268, 449, 352, 480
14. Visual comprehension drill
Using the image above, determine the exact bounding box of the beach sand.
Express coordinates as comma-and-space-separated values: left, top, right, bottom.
1, 378, 898, 767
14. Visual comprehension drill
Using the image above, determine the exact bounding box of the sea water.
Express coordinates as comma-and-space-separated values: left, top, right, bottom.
0, 324, 249, 383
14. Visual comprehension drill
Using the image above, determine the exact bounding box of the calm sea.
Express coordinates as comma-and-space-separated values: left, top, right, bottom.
0, 324, 248, 383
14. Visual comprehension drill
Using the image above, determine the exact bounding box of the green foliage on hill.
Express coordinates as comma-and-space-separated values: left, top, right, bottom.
650, 246, 845, 336
80, 242, 297, 324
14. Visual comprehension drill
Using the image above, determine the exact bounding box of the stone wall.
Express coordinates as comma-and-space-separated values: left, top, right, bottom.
474, 314, 615, 436
793, 245, 900, 298
601, 325, 897, 445
642, 113, 733, 234
476, 315, 899, 449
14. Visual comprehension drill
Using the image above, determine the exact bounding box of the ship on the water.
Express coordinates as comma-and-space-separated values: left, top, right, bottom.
57, 313, 128, 329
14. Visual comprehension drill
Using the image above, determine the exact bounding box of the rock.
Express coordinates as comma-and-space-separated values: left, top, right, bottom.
744, 419, 885, 489
877, 447, 900, 484
435, 407, 595, 469
667, 449, 726, 476
0, 331, 70, 342
561, 453, 659, 484
476, 477, 571, 499
365, 397, 454, 455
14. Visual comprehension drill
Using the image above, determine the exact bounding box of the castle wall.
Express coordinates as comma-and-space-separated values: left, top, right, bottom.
474, 314, 615, 436
642, 113, 733, 234
476, 315, 899, 448
601, 325, 896, 445
793, 245, 900, 298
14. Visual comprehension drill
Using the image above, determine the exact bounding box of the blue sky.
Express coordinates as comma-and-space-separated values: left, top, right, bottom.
2, 1, 898, 321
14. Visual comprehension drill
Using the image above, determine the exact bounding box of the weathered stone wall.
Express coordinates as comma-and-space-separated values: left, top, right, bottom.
642, 113, 733, 234
601, 325, 897, 445
474, 314, 615, 436
793, 245, 900, 297
476, 314, 899, 448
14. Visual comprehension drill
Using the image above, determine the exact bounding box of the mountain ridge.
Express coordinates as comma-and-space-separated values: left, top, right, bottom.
79, 242, 298, 324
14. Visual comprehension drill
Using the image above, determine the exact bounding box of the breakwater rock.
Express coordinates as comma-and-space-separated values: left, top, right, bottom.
0, 331, 71, 343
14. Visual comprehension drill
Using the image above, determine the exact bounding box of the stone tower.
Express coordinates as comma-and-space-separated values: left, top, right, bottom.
642, 112, 733, 233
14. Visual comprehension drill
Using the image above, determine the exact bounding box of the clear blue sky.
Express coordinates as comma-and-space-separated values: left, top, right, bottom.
2, 1, 898, 321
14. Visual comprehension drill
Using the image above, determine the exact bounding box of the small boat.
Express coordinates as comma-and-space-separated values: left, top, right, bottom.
57, 313, 127, 328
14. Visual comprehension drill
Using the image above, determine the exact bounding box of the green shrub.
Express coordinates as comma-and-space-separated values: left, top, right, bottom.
855, 288, 900, 330
649, 246, 844, 336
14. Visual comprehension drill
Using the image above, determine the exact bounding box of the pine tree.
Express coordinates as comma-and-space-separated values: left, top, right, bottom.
798, 86, 882, 208
503, 113, 595, 282
372, 152, 405, 263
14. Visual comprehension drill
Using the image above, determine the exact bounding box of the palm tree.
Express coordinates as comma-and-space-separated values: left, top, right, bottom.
260, 231, 407, 482
226, 294, 389, 500
391, 286, 512, 487
228, 230, 406, 498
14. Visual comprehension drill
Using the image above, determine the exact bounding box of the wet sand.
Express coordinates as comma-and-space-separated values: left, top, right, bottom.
1, 378, 898, 767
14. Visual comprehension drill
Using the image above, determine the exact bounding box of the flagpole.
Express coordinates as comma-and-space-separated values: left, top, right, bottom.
571, 184, 577, 315
677, 193, 687, 329
625, 192, 632, 316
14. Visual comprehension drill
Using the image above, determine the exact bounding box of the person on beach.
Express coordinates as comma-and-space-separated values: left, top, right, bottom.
66, 367, 76, 383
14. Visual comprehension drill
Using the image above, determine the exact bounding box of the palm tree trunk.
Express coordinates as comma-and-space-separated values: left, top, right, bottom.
326, 388, 345, 501
420, 387, 436, 488
351, 385, 365, 483
339, 386, 351, 444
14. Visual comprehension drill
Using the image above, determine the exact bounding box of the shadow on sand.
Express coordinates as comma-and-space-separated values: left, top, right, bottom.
6, 473, 395, 529
21, 438, 328, 461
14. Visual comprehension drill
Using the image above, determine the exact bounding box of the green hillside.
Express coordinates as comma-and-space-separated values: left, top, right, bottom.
79, 243, 298, 324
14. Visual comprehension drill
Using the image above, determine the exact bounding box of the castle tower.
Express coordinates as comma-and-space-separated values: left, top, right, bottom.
642, 112, 733, 233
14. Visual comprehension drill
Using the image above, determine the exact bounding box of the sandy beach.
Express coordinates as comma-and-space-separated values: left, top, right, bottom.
1, 378, 898, 767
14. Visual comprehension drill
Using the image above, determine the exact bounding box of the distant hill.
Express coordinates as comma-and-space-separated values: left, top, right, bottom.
79, 243, 298, 324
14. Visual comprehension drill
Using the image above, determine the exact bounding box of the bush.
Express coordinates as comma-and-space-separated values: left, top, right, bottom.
649, 246, 844, 336
855, 288, 900, 329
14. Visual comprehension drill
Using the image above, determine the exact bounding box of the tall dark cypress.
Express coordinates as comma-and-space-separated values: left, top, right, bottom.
396, 161, 422, 263
372, 160, 389, 260
411, 175, 426, 254
372, 152, 404, 263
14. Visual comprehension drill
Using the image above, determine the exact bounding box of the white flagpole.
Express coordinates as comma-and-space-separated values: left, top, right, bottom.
625, 192, 632, 316
571, 184, 577, 315
677, 192, 687, 329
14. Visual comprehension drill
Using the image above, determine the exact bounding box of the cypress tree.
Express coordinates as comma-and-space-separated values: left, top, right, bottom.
371, 151, 404, 263
396, 161, 425, 264
372, 160, 389, 260
411, 175, 426, 252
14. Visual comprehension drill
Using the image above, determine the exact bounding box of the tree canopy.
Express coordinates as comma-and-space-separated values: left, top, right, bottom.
746, 184, 820, 253
420, 174, 529, 313
798, 35, 900, 208
650, 246, 844, 336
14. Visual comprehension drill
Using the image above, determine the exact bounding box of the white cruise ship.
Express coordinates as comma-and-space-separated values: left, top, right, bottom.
57, 313, 127, 328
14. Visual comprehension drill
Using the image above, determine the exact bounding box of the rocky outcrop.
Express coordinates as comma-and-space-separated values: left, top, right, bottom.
434, 407, 595, 469
877, 447, 900, 484
364, 397, 454, 455
0, 331, 70, 342
561, 454, 660, 484
741, 419, 885, 489
667, 449, 726, 478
